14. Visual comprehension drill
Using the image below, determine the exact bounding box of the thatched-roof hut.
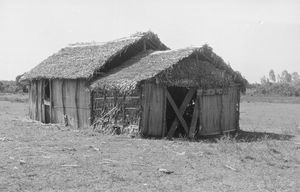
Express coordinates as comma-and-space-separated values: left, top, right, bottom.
90, 45, 247, 138
22, 31, 168, 128
22, 31, 247, 138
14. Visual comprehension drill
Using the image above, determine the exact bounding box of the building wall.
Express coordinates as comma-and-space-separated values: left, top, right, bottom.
89, 82, 240, 138
29, 79, 91, 128
140, 84, 239, 137
91, 82, 167, 137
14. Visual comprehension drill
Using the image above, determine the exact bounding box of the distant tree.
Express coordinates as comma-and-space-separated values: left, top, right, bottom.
277, 74, 282, 82
292, 72, 300, 82
269, 69, 276, 82
15, 73, 28, 93
281, 70, 292, 83
260, 75, 269, 85
0, 81, 4, 92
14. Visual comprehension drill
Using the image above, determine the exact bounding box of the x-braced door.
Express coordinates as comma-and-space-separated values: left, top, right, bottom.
166, 88, 200, 139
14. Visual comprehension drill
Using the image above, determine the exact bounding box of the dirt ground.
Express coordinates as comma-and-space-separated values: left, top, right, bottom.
0, 97, 299, 192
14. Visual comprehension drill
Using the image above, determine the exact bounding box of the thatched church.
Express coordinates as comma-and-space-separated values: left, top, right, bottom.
22, 31, 247, 138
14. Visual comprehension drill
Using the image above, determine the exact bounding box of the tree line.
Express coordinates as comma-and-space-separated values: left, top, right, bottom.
250, 70, 300, 96
0, 74, 28, 93
261, 70, 299, 84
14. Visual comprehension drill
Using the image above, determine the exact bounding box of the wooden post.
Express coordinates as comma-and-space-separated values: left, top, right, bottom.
138, 86, 143, 133
90, 90, 94, 126
122, 94, 126, 128
49, 80, 52, 123
236, 87, 240, 131
198, 93, 203, 135
161, 86, 167, 137
40, 81, 44, 122
61, 80, 67, 126
35, 81, 39, 121
189, 98, 199, 139
75, 80, 79, 128
219, 95, 223, 135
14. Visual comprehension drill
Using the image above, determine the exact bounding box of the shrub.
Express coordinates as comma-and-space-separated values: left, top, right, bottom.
253, 82, 300, 97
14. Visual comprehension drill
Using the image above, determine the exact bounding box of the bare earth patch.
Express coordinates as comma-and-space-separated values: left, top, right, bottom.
0, 97, 299, 192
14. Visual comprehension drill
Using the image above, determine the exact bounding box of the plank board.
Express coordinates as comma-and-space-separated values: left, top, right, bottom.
141, 83, 166, 137
188, 98, 199, 138
198, 94, 222, 135
198, 87, 239, 136
51, 80, 64, 124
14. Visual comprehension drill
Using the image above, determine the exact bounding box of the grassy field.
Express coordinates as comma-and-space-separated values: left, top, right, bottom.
0, 93, 28, 103
0, 95, 299, 192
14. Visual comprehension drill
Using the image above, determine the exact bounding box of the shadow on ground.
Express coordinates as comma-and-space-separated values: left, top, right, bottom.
195, 130, 294, 143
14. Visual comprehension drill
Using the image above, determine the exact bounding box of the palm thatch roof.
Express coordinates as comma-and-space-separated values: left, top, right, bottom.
90, 45, 248, 93
22, 31, 168, 81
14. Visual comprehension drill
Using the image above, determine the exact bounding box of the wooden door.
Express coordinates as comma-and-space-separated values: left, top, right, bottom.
197, 87, 239, 136
140, 83, 166, 137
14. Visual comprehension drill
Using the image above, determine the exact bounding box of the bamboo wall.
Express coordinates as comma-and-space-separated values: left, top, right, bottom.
28, 79, 91, 128
92, 89, 141, 129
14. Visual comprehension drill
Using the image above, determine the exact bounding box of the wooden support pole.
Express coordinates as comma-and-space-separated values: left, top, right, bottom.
236, 88, 240, 131
166, 90, 189, 135
75, 80, 79, 128
219, 95, 223, 135
49, 80, 52, 123
161, 86, 167, 137
90, 90, 94, 126
189, 98, 199, 139
62, 80, 67, 126
35, 81, 39, 121
167, 88, 195, 137
198, 95, 202, 134
138, 87, 143, 132
121, 94, 126, 127
41, 81, 44, 123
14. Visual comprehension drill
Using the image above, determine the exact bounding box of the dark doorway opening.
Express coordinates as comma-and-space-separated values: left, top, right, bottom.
43, 80, 51, 124
166, 86, 197, 137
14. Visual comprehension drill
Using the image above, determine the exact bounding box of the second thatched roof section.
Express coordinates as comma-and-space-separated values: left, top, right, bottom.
90, 45, 248, 93
22, 31, 168, 81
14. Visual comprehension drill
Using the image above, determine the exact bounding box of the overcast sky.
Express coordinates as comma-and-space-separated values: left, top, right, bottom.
0, 0, 299, 83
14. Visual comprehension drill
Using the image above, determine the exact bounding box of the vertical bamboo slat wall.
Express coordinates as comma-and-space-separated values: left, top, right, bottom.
29, 79, 91, 128
29, 79, 239, 135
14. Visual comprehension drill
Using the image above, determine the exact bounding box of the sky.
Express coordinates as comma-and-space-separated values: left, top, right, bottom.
0, 0, 299, 83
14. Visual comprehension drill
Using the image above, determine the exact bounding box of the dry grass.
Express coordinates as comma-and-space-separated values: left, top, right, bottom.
0, 93, 28, 103
0, 96, 299, 192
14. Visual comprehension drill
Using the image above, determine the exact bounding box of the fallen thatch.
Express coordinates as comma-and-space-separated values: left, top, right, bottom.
90, 45, 247, 93
22, 31, 168, 81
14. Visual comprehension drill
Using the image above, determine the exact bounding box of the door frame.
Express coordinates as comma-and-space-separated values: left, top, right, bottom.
42, 79, 51, 123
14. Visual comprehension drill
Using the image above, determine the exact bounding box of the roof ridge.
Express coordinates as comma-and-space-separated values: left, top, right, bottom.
67, 31, 154, 48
